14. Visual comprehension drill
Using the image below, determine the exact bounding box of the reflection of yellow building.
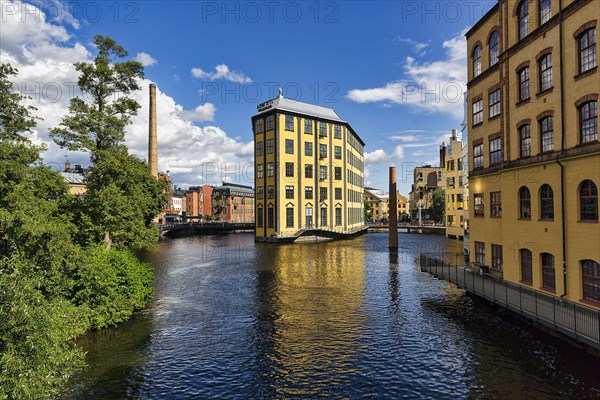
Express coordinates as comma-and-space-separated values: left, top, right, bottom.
255, 239, 366, 396
445, 130, 465, 239
252, 92, 365, 241
467, 0, 599, 307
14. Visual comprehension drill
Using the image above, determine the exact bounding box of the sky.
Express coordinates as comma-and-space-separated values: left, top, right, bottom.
0, 0, 496, 195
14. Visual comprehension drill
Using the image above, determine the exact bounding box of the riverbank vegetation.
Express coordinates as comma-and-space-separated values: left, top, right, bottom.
0, 36, 166, 399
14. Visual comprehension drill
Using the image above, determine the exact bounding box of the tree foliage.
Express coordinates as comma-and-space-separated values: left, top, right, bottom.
0, 63, 39, 142
429, 189, 446, 224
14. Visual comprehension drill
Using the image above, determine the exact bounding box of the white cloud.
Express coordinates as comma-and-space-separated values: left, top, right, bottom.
347, 30, 467, 119
1, 1, 253, 189
389, 134, 420, 142
191, 64, 252, 83
177, 103, 216, 122
135, 52, 157, 67
365, 149, 390, 165
393, 37, 430, 56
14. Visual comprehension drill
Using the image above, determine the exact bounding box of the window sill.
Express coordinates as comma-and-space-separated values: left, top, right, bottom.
520, 280, 533, 286
490, 216, 502, 219
472, 122, 483, 128
578, 139, 599, 147
536, 87, 554, 98
574, 66, 597, 81
474, 215, 484, 218
540, 287, 556, 294
578, 219, 599, 223
516, 98, 531, 107
518, 218, 532, 221
539, 218, 554, 222
581, 298, 600, 308
488, 114, 501, 122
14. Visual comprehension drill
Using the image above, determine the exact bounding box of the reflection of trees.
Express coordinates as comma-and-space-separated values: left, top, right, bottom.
253, 239, 367, 397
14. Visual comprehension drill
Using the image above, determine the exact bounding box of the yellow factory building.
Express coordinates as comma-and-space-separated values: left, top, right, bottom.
252, 92, 366, 242
445, 130, 466, 239
467, 0, 599, 307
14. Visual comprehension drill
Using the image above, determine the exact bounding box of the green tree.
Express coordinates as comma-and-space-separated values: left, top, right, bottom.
429, 189, 446, 224
364, 201, 373, 221
49, 35, 144, 159
0, 63, 39, 142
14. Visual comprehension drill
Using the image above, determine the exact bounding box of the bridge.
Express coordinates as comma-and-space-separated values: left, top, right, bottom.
367, 223, 446, 235
158, 222, 254, 237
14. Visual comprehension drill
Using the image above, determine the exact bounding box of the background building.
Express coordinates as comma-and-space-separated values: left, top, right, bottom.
409, 165, 445, 222
445, 129, 466, 238
461, 92, 471, 255
212, 182, 255, 223
60, 162, 88, 196
467, 0, 599, 307
364, 188, 388, 222
186, 185, 214, 221
252, 92, 366, 241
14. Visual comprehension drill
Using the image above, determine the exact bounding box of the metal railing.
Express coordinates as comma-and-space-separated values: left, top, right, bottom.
420, 252, 600, 351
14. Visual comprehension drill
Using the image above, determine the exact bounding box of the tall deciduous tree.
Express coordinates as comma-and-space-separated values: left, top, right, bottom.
50, 35, 144, 158
429, 189, 446, 224
0, 63, 38, 142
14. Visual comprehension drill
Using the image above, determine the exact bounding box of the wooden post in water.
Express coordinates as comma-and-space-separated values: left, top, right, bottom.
389, 166, 398, 249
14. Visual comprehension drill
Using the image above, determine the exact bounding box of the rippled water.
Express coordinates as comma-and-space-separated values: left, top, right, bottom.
65, 233, 600, 399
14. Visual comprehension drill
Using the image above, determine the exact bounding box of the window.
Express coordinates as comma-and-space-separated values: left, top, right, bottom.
518, 0, 529, 40
541, 253, 555, 290
255, 119, 264, 133
320, 166, 327, 180
305, 142, 313, 156
305, 186, 313, 199
334, 125, 341, 138
285, 162, 294, 178
539, 54, 552, 92
304, 119, 313, 134
266, 115, 274, 131
580, 179, 598, 221
578, 28, 597, 73
320, 144, 327, 159
520, 249, 533, 284
540, 184, 554, 220
489, 137, 502, 164
492, 244, 503, 271
582, 260, 600, 303
473, 45, 482, 77
319, 122, 327, 137
285, 139, 294, 154
334, 146, 342, 159
473, 143, 483, 169
320, 187, 327, 200
475, 241, 485, 265
539, 0, 551, 25
489, 31, 499, 66
267, 139, 274, 154
257, 207, 263, 228
256, 164, 263, 179
520, 124, 531, 157
285, 115, 294, 131
335, 187, 342, 200
257, 141, 263, 156
257, 187, 263, 200
285, 185, 294, 199
488, 89, 500, 118
519, 186, 531, 219
580, 101, 598, 144
321, 208, 328, 227
305, 164, 313, 179
519, 67, 530, 101
267, 162, 274, 177
474, 193, 484, 217
473, 99, 483, 125
267, 207, 274, 228
286, 207, 294, 228
334, 167, 342, 180
491, 192, 502, 218
267, 185, 274, 199
305, 207, 313, 227
335, 207, 342, 226
540, 116, 554, 152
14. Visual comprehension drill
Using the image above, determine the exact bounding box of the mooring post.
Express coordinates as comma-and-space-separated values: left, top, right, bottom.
389, 166, 398, 249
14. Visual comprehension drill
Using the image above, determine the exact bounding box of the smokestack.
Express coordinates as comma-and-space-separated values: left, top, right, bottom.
440, 142, 447, 168
149, 83, 158, 178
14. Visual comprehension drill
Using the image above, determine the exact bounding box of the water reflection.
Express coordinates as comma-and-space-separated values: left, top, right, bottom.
253, 239, 367, 397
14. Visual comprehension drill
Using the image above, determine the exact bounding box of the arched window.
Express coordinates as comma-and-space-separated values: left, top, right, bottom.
539, 53, 553, 92
539, 0, 552, 25
579, 180, 598, 221
518, 67, 530, 101
579, 101, 598, 144
578, 28, 596, 74
582, 260, 600, 303
541, 253, 555, 290
519, 186, 531, 219
473, 45, 482, 77
540, 116, 554, 152
540, 184, 554, 220
489, 31, 499, 66
518, 1, 529, 40
520, 249, 533, 284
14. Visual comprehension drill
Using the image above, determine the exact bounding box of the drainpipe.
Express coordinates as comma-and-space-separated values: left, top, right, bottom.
555, 0, 567, 297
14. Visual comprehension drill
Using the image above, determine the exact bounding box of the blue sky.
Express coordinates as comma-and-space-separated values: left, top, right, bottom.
1, 0, 496, 195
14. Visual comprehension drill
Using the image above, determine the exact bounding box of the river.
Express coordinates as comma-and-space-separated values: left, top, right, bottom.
65, 233, 600, 399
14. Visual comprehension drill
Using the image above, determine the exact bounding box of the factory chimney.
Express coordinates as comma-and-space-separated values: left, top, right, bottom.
149, 83, 158, 178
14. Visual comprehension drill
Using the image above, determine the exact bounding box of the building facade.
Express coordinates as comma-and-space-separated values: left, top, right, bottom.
252, 92, 366, 241
364, 188, 389, 222
467, 0, 599, 307
212, 182, 255, 223
445, 130, 466, 238
186, 185, 214, 221
409, 165, 445, 222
